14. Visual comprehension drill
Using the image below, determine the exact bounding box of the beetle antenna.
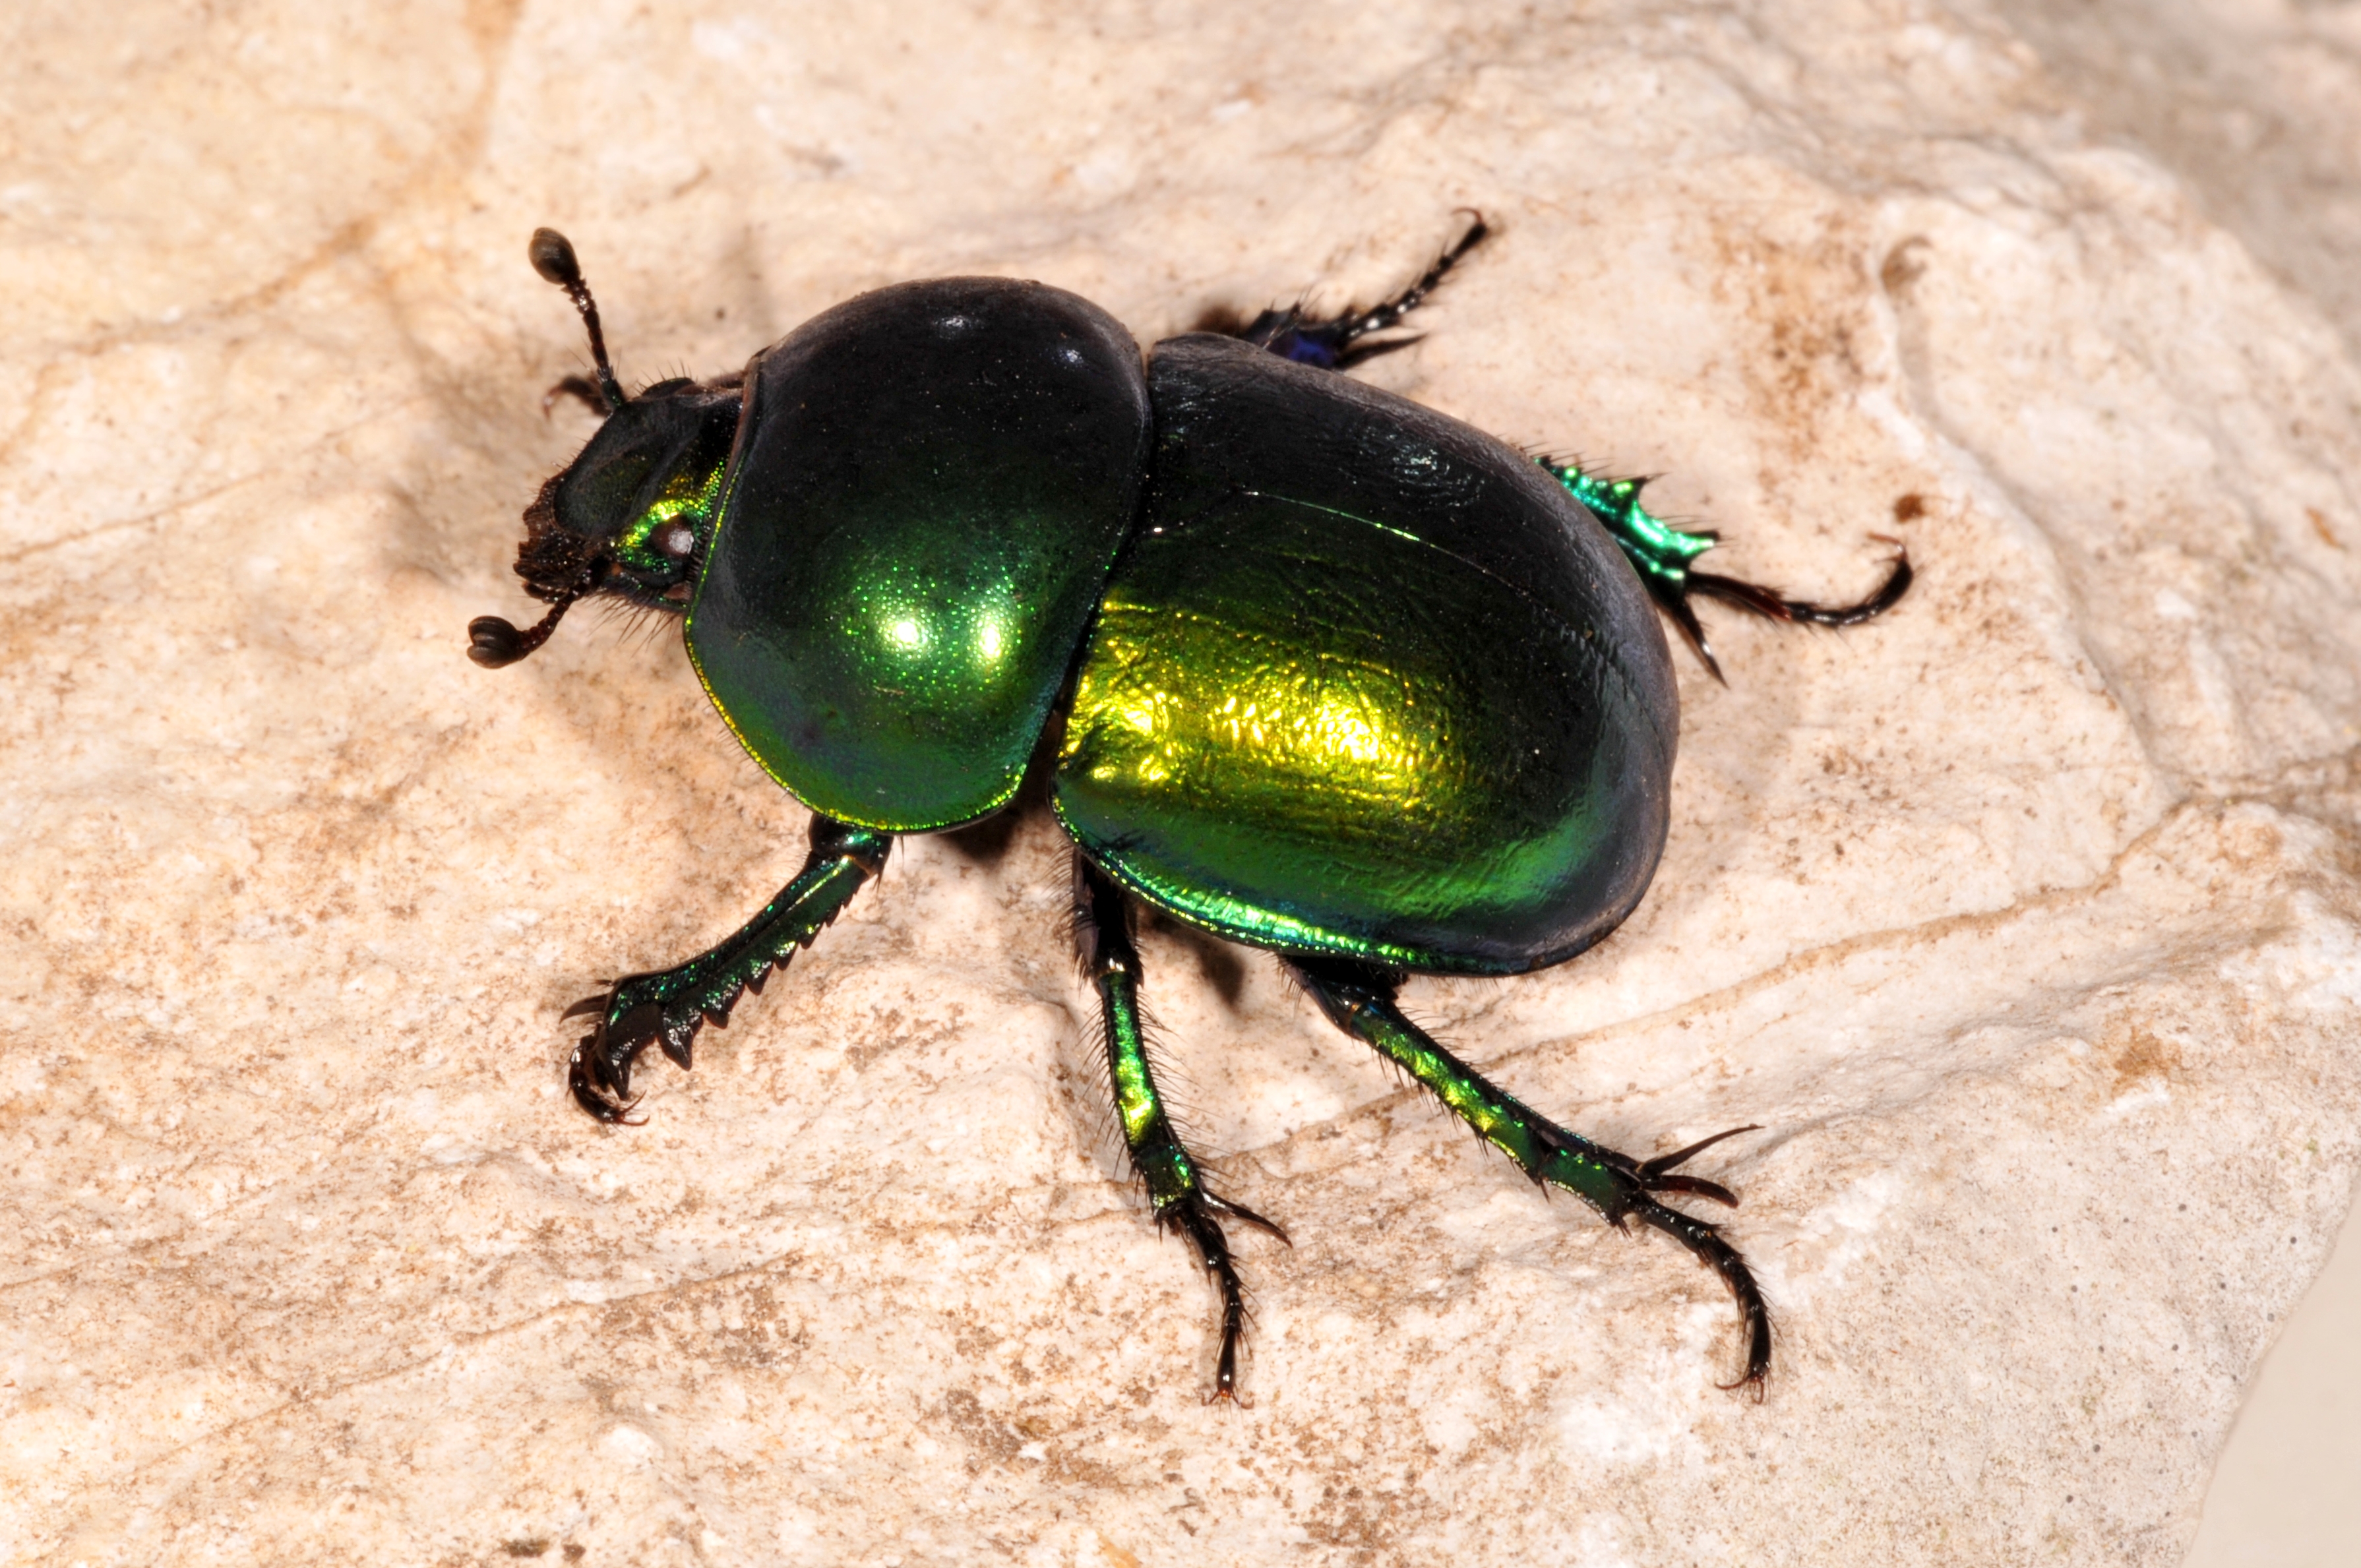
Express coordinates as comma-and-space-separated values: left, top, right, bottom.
530, 227, 625, 415
468, 592, 580, 669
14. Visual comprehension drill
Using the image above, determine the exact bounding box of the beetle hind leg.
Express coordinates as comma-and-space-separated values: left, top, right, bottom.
568, 815, 891, 1123
1289, 957, 1773, 1393
1543, 461, 1911, 682
1075, 855, 1289, 1402
1228, 210, 1490, 371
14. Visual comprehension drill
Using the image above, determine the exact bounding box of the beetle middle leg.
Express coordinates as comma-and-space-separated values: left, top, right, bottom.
567, 814, 891, 1122
1230, 210, 1490, 370
1074, 855, 1289, 1402
1289, 957, 1773, 1393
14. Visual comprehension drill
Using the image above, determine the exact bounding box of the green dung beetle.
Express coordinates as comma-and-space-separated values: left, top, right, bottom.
470, 220, 1909, 1401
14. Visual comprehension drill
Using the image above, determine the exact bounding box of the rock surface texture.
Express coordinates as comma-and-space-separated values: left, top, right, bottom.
5, 2, 2360, 1564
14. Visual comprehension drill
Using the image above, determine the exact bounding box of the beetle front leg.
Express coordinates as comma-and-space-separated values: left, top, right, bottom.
1075, 855, 1289, 1402
568, 815, 891, 1122
1289, 957, 1773, 1394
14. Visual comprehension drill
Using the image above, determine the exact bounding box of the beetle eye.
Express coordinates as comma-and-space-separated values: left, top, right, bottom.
662, 526, 696, 558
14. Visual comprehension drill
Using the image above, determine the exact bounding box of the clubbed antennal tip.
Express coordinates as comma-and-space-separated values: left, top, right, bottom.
528, 226, 583, 288
468, 595, 578, 668
530, 226, 625, 415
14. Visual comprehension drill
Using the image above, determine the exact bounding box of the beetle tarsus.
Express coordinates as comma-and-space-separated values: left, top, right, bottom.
1661, 547, 1912, 682
1235, 209, 1490, 370
1628, 1194, 1773, 1397
1170, 1197, 1259, 1405
1686, 547, 1913, 629
568, 1032, 646, 1124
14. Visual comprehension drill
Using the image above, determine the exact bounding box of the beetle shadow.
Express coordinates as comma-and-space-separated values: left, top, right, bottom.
935, 796, 1028, 870
1620, 613, 1875, 949
1138, 905, 1252, 1011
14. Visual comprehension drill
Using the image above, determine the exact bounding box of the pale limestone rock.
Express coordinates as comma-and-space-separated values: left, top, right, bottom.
3, 2, 2360, 1564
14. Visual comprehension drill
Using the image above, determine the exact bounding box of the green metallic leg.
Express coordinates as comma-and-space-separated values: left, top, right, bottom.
1289, 957, 1773, 1392
1075, 855, 1288, 1402
568, 814, 892, 1123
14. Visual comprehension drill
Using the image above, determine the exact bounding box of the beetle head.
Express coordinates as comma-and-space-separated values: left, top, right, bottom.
469, 229, 743, 669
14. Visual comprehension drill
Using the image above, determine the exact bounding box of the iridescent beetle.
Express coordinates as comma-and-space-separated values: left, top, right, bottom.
470, 220, 1908, 1399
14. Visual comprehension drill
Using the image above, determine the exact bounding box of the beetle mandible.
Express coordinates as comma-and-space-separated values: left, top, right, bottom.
469, 218, 1909, 1399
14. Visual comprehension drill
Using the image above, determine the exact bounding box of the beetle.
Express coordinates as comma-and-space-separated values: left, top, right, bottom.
469, 219, 1908, 1400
